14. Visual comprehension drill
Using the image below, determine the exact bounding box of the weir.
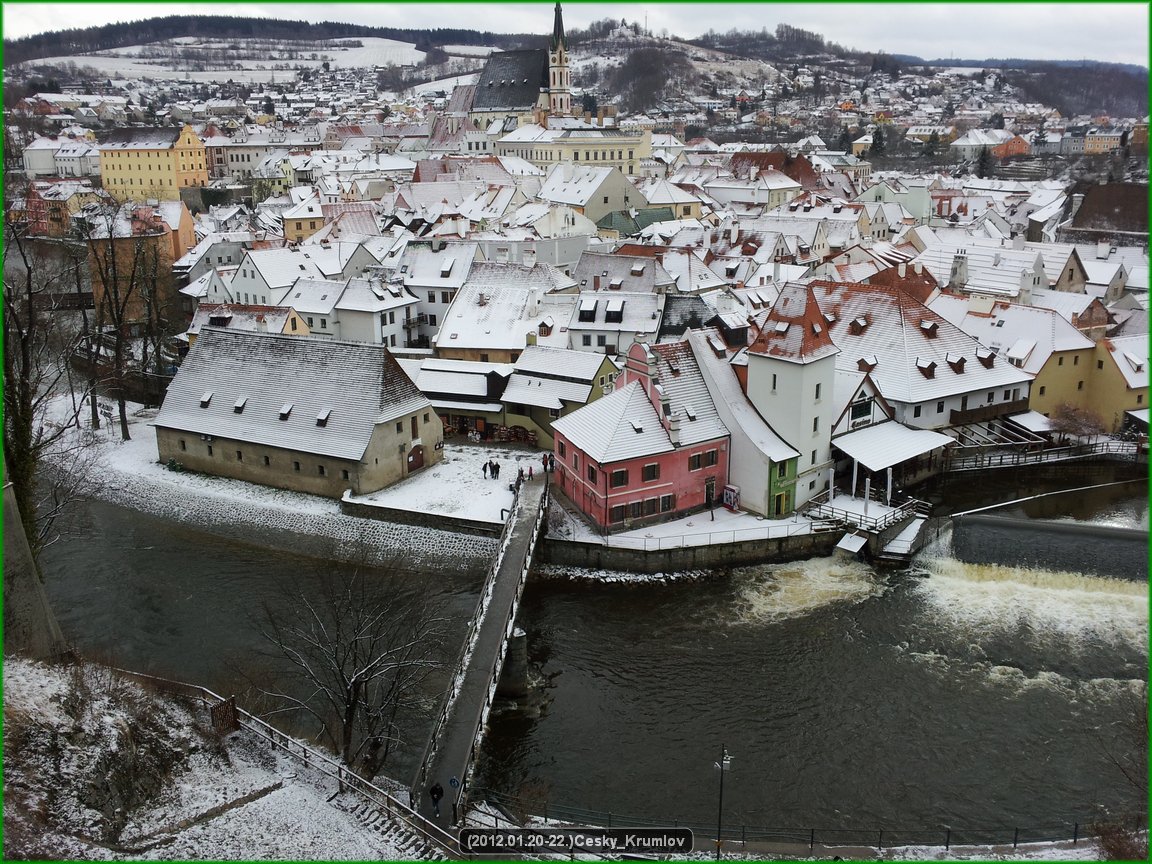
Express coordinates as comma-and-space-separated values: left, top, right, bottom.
951, 514, 1148, 581
410, 477, 549, 830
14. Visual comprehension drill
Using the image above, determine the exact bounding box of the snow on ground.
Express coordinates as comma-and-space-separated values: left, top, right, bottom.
348, 442, 521, 524
45, 397, 497, 567
3, 657, 419, 861
19, 37, 425, 83
549, 494, 818, 549
406, 72, 480, 96
440, 45, 496, 57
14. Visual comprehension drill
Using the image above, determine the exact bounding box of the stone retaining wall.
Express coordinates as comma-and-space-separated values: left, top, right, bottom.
339, 499, 502, 538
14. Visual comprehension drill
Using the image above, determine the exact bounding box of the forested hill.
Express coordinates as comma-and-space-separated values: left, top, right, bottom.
3, 15, 539, 66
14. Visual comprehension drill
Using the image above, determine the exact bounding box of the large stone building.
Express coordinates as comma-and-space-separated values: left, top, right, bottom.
155, 329, 442, 497
98, 125, 208, 201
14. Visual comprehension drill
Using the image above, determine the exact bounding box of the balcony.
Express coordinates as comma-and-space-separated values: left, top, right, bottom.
402, 314, 428, 330
949, 398, 1029, 426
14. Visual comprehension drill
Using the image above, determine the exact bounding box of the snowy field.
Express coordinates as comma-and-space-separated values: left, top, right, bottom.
440, 44, 496, 57
44, 398, 498, 567
18, 36, 425, 83
3, 657, 423, 860
406, 72, 480, 96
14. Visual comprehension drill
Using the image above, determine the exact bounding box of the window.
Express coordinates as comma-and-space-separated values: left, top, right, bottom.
603, 195, 609, 204
320, 319, 327, 329
424, 412, 430, 423
290, 318, 297, 331
342, 469, 350, 480
812, 417, 819, 433
812, 450, 817, 465
480, 353, 489, 362
428, 291, 436, 303
307, 317, 314, 327
587, 465, 598, 484
179, 439, 186, 451
689, 454, 702, 471
914, 405, 922, 418
704, 450, 718, 467
1077, 380, 1084, 391
1058, 356, 1064, 366
293, 461, 301, 472
644, 498, 658, 516
441, 291, 451, 304
207, 444, 213, 456
318, 465, 326, 476
1098, 360, 1105, 370
558, 441, 567, 457
1073, 355, 1079, 366
236, 450, 243, 462
611, 469, 629, 487
396, 422, 403, 433
1139, 394, 1144, 405
582, 334, 592, 346
629, 500, 643, 518
412, 416, 419, 438
815, 383, 822, 400
428, 314, 437, 326
642, 464, 659, 482
937, 401, 945, 413
610, 504, 626, 522
597, 335, 607, 347
771, 374, 777, 391
1039, 386, 1046, 396
660, 494, 675, 512
986, 392, 995, 404
263, 455, 270, 466
573, 453, 579, 469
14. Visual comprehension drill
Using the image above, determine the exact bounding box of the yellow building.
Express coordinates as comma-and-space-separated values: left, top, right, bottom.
496, 123, 652, 176
1084, 128, 1124, 155
98, 125, 208, 202
1087, 335, 1148, 432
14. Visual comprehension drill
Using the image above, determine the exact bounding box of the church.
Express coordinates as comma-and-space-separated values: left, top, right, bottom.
467, 2, 573, 130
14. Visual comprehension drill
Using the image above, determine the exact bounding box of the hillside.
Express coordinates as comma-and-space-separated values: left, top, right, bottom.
2, 658, 416, 860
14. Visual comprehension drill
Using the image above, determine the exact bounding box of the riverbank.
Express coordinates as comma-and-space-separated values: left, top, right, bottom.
46, 399, 498, 570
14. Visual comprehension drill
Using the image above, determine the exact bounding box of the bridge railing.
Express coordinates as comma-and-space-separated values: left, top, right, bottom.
944, 440, 1137, 471
107, 666, 463, 859
455, 481, 550, 816
410, 483, 526, 805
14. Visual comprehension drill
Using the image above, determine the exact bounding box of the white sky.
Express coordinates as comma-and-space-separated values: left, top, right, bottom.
2, 2, 1148, 67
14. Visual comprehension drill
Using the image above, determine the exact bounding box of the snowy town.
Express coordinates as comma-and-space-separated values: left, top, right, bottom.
3, 3, 1148, 862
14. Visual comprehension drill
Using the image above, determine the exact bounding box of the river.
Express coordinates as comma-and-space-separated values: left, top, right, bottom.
38, 466, 1147, 834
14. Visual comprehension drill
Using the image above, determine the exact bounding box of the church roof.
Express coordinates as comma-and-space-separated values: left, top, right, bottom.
472, 49, 548, 112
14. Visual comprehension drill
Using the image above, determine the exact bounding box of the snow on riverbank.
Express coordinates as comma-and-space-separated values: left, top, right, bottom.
4, 657, 420, 860
46, 398, 497, 568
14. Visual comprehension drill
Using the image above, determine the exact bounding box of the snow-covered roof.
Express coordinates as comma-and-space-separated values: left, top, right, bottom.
512, 345, 607, 381
155, 329, 431, 461
551, 381, 674, 463
832, 421, 953, 472
1103, 334, 1149, 390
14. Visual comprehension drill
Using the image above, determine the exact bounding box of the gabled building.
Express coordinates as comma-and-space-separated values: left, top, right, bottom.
182, 303, 309, 347
551, 341, 729, 531
537, 163, 649, 224
501, 345, 617, 448
155, 329, 442, 497
1091, 334, 1149, 432
98, 125, 208, 201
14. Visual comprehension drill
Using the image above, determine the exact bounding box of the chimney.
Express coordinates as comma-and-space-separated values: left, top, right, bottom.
668, 412, 681, 445
898, 262, 907, 278
1096, 240, 1110, 260
992, 252, 1001, 267
913, 261, 922, 275
728, 221, 738, 244
949, 252, 968, 288
1070, 193, 1085, 219
1012, 234, 1025, 250
773, 261, 780, 282
526, 330, 538, 346
528, 288, 540, 317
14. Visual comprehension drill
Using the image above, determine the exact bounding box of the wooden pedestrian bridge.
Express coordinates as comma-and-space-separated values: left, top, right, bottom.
409, 476, 550, 831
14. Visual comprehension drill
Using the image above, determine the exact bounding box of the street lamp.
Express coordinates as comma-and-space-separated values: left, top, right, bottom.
715, 745, 732, 861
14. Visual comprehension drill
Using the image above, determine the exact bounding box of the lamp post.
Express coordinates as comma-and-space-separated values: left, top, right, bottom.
715, 745, 732, 861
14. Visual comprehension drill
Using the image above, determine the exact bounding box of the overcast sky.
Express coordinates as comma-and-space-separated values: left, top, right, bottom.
3, 2, 1148, 67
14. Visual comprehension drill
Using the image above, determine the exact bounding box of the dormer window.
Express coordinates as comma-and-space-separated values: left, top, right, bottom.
316, 408, 331, 427
774, 321, 789, 334
857, 355, 877, 372
945, 353, 966, 373
233, 397, 247, 413
919, 319, 939, 338
279, 403, 293, 420
200, 391, 213, 408
916, 358, 936, 379
849, 315, 869, 335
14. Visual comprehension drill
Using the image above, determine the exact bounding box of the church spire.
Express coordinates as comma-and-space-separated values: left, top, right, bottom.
550, 2, 566, 52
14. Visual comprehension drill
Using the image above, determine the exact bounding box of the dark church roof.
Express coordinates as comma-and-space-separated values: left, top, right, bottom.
472, 49, 548, 112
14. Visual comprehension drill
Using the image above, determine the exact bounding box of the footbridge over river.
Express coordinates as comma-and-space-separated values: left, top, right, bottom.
411, 477, 549, 830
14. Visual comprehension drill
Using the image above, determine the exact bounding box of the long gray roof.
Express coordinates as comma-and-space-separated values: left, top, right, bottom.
155, 329, 430, 461
473, 50, 548, 111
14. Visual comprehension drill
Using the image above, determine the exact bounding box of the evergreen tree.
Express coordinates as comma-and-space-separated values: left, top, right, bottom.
924, 130, 940, 159
869, 126, 885, 156
837, 125, 852, 152
975, 146, 994, 178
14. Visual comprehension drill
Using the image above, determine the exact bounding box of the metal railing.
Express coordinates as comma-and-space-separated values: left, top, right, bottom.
472, 788, 1143, 853
107, 667, 463, 859
804, 495, 923, 533
410, 485, 525, 804
454, 482, 550, 816
583, 517, 843, 551
945, 440, 1138, 472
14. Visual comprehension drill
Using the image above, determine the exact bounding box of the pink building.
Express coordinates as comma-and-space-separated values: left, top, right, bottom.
551, 342, 729, 531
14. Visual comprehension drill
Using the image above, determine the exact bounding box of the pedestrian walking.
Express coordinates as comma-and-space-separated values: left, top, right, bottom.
429, 782, 444, 817
548, 452, 556, 472
493, 461, 500, 480
482, 461, 488, 479
528, 464, 534, 480
517, 466, 525, 483
542, 453, 549, 474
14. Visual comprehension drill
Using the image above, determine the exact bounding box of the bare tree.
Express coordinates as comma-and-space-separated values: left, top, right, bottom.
252, 564, 448, 781
3, 187, 99, 558
1092, 681, 1148, 860
1048, 402, 1108, 443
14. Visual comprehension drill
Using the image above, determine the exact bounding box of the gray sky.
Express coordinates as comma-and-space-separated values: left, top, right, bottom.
2, 2, 1148, 67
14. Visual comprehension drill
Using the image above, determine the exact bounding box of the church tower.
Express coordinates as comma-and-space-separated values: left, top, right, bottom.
548, 2, 572, 116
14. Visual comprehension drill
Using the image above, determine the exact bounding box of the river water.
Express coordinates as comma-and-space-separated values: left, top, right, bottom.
39, 467, 1147, 833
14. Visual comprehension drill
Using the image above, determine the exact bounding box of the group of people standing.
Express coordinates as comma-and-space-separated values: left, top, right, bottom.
483, 452, 558, 483
482, 459, 501, 480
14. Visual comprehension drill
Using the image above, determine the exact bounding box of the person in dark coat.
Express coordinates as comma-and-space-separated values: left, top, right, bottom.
483, 461, 488, 478
429, 782, 444, 817
542, 453, 549, 474
493, 461, 500, 479
548, 453, 556, 472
